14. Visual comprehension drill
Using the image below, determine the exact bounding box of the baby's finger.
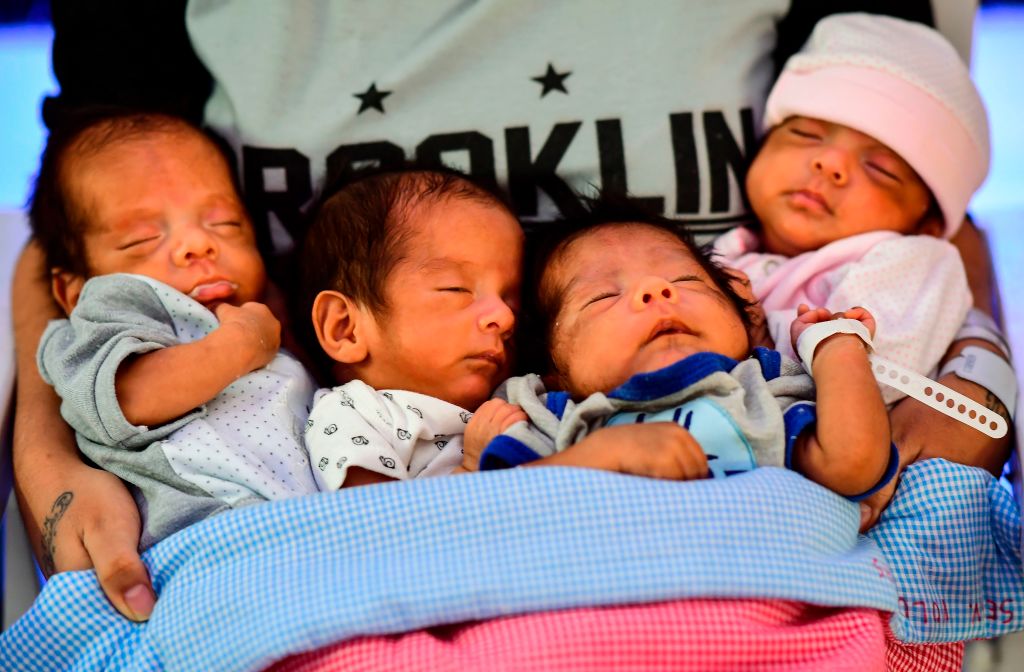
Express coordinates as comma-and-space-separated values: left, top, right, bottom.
798, 307, 828, 324
212, 302, 236, 321
845, 306, 873, 322
499, 409, 528, 431
679, 448, 710, 481
474, 398, 507, 420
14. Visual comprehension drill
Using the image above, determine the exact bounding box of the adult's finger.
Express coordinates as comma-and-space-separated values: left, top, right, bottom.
83, 520, 156, 621
858, 475, 898, 533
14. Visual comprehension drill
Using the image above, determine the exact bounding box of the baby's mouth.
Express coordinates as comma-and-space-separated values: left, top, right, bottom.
189, 280, 238, 304
468, 350, 505, 368
789, 189, 833, 215
646, 319, 694, 343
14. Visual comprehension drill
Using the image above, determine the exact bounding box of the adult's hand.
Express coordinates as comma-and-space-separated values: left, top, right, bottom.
11, 241, 155, 621
17, 463, 156, 621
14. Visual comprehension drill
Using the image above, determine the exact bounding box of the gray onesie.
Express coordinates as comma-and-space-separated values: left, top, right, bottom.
38, 274, 318, 549
480, 349, 817, 476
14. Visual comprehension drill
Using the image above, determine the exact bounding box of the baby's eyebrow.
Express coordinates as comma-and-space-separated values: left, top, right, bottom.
416, 257, 468, 273
94, 212, 158, 237
561, 272, 609, 300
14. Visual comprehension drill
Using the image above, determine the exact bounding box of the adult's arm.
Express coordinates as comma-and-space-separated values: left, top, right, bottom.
14, 1, 213, 619
895, 219, 1011, 471
861, 220, 1013, 528
11, 243, 156, 621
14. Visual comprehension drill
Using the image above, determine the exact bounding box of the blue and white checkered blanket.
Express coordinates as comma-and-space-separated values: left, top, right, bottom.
1, 460, 1020, 671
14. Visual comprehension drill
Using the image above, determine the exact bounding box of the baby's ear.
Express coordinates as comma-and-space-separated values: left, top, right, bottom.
51, 268, 85, 315
311, 290, 369, 364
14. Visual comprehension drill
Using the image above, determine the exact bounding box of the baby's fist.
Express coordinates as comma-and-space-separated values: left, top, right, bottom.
214, 302, 281, 373
790, 304, 876, 353
462, 399, 527, 471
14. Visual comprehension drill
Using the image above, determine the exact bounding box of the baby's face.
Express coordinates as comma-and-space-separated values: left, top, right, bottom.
69, 130, 265, 309
746, 116, 936, 256
357, 197, 523, 410
546, 224, 749, 398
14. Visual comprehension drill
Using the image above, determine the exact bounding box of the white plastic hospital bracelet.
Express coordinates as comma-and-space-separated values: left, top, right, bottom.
796, 319, 873, 377
796, 319, 1008, 439
939, 346, 1017, 421
954, 308, 1012, 359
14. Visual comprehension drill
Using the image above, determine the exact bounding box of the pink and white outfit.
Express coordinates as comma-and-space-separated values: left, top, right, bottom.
715, 227, 970, 405
714, 13, 992, 405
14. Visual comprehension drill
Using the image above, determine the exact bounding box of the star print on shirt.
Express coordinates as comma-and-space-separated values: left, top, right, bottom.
532, 63, 571, 98
354, 83, 392, 114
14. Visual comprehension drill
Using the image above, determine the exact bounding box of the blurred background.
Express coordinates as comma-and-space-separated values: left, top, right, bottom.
0, 1, 1022, 668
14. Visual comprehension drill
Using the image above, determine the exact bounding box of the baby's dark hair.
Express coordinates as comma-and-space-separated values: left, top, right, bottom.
520, 195, 758, 374
296, 163, 515, 376
29, 106, 234, 277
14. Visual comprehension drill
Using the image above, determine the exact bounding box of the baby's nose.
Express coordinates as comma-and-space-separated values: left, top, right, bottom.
173, 227, 217, 265
631, 277, 677, 310
812, 151, 848, 186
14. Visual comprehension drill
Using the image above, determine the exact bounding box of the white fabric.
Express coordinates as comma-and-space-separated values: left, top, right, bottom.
305, 380, 469, 489
715, 228, 972, 405
186, 0, 790, 245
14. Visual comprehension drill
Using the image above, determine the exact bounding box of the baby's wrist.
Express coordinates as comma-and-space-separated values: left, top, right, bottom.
812, 332, 870, 362
209, 322, 265, 376
795, 318, 873, 375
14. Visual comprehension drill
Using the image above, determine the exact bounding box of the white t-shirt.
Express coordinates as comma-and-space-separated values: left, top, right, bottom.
186, 0, 790, 250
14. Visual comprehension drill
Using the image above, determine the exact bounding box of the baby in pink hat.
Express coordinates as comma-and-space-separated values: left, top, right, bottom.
715, 13, 993, 406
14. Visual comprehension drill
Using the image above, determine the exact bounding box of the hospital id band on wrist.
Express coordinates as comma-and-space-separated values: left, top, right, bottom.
795, 319, 1008, 439
939, 346, 1017, 421
795, 319, 873, 377
955, 308, 1011, 359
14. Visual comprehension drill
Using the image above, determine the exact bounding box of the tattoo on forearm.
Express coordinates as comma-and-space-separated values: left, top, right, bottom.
41, 491, 73, 576
984, 392, 1009, 421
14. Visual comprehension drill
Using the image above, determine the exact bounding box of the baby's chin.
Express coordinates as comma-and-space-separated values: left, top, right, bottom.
632, 341, 706, 374
439, 378, 500, 412
571, 347, 705, 399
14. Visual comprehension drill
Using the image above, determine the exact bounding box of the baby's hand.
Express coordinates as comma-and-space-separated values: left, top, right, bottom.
214, 302, 281, 373
790, 304, 876, 355
461, 399, 528, 471
570, 423, 709, 481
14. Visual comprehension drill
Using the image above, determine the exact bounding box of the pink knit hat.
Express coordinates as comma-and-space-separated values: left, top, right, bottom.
764, 13, 990, 238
